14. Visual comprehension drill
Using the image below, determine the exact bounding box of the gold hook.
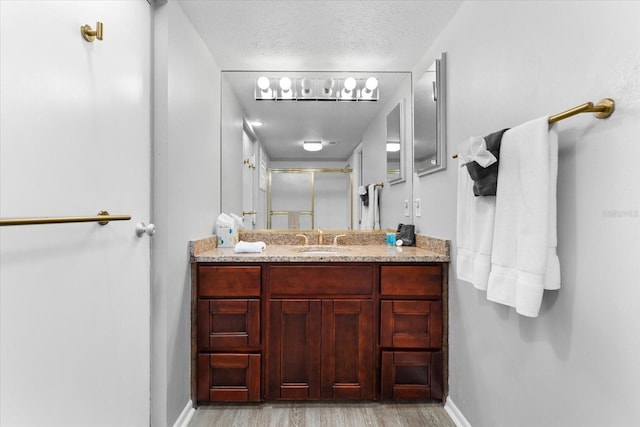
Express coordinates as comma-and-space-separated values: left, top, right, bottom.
81, 22, 103, 42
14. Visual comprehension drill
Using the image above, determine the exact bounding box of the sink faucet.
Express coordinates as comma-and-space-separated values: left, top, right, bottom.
333, 234, 347, 246
296, 234, 309, 245
317, 228, 323, 245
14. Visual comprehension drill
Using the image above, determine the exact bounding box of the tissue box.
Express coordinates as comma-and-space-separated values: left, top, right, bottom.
216, 227, 238, 248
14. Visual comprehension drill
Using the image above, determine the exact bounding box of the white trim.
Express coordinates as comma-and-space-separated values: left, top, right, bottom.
172, 400, 196, 427
444, 397, 472, 427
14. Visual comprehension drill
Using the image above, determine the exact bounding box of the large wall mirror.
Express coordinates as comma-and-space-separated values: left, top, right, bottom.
221, 71, 411, 230
386, 100, 405, 184
414, 52, 446, 176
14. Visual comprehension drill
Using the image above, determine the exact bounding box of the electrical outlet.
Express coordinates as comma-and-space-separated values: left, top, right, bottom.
414, 199, 421, 217
404, 200, 410, 217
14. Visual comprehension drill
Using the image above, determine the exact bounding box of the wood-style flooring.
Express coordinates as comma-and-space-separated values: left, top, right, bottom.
188, 402, 456, 427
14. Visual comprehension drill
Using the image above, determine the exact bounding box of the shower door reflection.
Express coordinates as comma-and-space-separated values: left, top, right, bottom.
267, 168, 353, 230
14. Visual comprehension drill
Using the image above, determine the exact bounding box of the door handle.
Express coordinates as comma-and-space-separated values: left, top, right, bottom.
135, 222, 156, 237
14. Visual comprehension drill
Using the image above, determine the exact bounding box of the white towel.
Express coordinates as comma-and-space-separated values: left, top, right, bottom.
234, 241, 266, 253
288, 211, 300, 230
456, 137, 497, 291
486, 116, 561, 317
362, 184, 380, 230
457, 135, 498, 168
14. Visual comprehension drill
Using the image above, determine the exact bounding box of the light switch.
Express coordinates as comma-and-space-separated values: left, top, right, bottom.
404, 200, 410, 217
414, 199, 421, 217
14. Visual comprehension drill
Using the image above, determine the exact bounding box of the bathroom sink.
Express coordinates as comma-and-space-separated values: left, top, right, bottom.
293, 245, 351, 255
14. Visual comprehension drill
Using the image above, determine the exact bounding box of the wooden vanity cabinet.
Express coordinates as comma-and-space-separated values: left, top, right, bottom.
379, 264, 445, 400
266, 264, 375, 400
193, 261, 447, 404
195, 265, 262, 403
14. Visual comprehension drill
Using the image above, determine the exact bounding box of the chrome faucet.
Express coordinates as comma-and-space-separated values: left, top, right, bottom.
317, 228, 323, 245
333, 234, 347, 246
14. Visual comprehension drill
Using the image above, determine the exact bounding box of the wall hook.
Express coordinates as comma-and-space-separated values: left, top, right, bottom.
81, 22, 103, 42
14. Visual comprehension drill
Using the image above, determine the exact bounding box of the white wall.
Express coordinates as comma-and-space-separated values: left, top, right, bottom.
412, 1, 640, 426
220, 77, 244, 216
152, 1, 221, 426
0, 1, 151, 426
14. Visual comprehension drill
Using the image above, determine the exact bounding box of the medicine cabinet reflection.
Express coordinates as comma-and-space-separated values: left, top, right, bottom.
414, 52, 446, 176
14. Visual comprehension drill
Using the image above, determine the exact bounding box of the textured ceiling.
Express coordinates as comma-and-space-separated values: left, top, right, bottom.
177, 0, 462, 160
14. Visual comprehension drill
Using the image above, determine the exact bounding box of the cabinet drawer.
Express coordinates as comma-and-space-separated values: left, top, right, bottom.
198, 299, 260, 350
380, 265, 442, 297
198, 266, 261, 297
380, 351, 443, 400
269, 265, 374, 296
197, 353, 261, 402
380, 300, 442, 349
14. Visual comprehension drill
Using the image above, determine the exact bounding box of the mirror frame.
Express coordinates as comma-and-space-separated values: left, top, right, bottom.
414, 52, 447, 177
386, 99, 405, 185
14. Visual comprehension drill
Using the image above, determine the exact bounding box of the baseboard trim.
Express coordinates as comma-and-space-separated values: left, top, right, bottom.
172, 400, 196, 427
444, 397, 472, 427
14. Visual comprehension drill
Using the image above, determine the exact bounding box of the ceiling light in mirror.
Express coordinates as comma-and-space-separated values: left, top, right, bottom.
386, 141, 400, 152
303, 140, 323, 152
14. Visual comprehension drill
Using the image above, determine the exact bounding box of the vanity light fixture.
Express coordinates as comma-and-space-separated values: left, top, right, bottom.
303, 140, 323, 152
254, 76, 378, 101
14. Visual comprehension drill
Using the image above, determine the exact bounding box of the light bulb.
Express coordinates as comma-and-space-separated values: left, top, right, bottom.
301, 78, 313, 95
323, 78, 334, 95
279, 77, 292, 91
344, 77, 356, 91
257, 76, 270, 90
365, 77, 378, 91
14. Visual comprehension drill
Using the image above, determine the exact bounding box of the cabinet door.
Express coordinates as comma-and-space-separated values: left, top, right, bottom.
197, 299, 260, 350
380, 300, 442, 349
267, 299, 322, 400
197, 353, 261, 402
321, 300, 374, 399
380, 351, 443, 400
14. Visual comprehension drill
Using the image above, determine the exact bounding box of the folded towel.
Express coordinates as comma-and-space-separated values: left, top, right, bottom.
234, 241, 266, 253
456, 138, 497, 290
460, 129, 509, 196
358, 185, 369, 206
288, 211, 300, 230
486, 116, 561, 317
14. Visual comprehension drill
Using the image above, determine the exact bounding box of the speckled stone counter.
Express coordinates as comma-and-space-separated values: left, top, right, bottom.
190, 231, 450, 263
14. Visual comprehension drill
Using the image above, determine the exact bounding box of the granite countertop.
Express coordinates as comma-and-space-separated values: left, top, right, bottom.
190, 231, 450, 263
191, 244, 449, 263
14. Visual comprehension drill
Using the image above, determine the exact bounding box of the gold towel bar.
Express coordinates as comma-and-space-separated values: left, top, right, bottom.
0, 211, 131, 227
374, 182, 384, 188
452, 98, 615, 159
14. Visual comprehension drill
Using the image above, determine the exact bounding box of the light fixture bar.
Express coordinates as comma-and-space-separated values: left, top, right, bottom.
255, 77, 379, 102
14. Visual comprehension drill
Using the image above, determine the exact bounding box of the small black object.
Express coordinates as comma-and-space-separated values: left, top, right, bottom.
396, 223, 415, 246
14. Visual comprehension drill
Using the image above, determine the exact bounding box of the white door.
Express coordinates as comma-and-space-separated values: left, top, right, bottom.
0, 2, 151, 426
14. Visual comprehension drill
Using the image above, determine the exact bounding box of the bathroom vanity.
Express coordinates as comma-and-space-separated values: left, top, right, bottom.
190, 232, 449, 405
